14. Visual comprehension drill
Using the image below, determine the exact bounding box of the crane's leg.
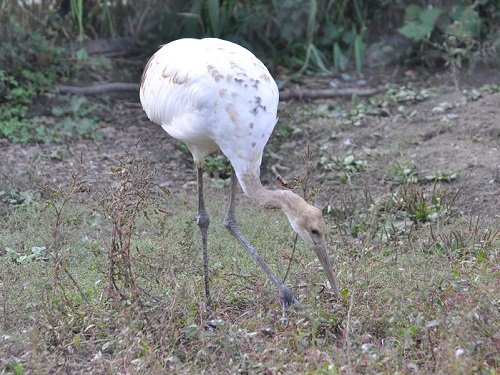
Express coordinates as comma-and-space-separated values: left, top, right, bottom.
224, 169, 298, 315
196, 166, 211, 312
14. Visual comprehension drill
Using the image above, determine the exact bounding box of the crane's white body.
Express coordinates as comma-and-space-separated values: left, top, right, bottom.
140, 38, 279, 191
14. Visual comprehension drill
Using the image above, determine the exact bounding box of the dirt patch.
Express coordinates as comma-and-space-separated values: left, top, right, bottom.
308, 85, 500, 220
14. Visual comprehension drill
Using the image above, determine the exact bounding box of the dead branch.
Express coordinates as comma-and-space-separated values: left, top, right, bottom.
280, 86, 383, 100
55, 82, 383, 99
56, 83, 140, 95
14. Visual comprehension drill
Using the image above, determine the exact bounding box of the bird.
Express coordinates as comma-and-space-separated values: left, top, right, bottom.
140, 38, 339, 312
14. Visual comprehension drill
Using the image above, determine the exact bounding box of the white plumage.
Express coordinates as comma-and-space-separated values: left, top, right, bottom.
140, 38, 338, 311
140, 38, 279, 191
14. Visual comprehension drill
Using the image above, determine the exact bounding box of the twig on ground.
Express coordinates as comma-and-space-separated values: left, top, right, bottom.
280, 86, 383, 100
56, 82, 140, 95
55, 82, 382, 99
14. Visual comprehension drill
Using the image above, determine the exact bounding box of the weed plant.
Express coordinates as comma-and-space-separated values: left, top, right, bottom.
0, 9, 104, 143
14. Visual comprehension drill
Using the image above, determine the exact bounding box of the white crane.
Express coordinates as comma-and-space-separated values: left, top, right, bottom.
140, 38, 339, 312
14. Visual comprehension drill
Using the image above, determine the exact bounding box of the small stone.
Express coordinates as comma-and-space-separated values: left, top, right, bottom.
261, 327, 275, 337
439, 101, 453, 110
329, 79, 340, 88
361, 343, 372, 353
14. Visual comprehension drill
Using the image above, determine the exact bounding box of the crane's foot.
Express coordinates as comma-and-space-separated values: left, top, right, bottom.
280, 286, 298, 306
279, 286, 298, 321
205, 319, 218, 331
204, 303, 212, 318
204, 304, 220, 331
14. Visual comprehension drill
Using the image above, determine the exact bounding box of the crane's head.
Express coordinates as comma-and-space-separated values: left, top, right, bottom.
282, 192, 339, 297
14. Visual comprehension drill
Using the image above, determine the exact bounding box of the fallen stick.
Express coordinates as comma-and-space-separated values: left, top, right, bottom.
55, 82, 383, 99
56, 83, 140, 95
280, 86, 383, 100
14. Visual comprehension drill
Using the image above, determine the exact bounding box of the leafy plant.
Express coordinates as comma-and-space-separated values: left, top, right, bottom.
97, 151, 157, 300
0, 19, 67, 143
205, 153, 232, 186
0, 94, 103, 143
153, 0, 372, 74
50, 95, 103, 139
399, 4, 442, 43
398, 2, 499, 87
320, 150, 367, 183
385, 84, 431, 104
5, 362, 24, 375
0, 189, 40, 207
6, 246, 48, 264
388, 161, 417, 184
394, 184, 452, 224
70, 0, 85, 41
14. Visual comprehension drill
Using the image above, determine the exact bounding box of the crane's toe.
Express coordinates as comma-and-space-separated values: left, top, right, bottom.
279, 286, 298, 308
279, 286, 298, 321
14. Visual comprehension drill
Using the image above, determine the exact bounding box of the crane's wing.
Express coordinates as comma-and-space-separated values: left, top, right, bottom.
140, 38, 279, 174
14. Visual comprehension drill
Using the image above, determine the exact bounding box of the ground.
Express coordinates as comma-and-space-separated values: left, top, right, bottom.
1, 68, 499, 218
0, 67, 498, 374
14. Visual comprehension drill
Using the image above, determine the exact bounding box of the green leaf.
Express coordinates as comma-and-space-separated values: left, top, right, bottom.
139, 340, 151, 351
341, 288, 349, 298
309, 44, 330, 74
306, 0, 317, 42
31, 246, 47, 257
183, 324, 199, 339
353, 0, 364, 26
6, 247, 20, 262
354, 33, 364, 73
404, 4, 422, 21
450, 6, 481, 38
476, 249, 487, 262
399, 22, 430, 42
332, 42, 347, 71
184, 0, 204, 36
207, 0, 221, 37
399, 6, 442, 42
419, 8, 442, 28
7, 362, 24, 375
75, 48, 88, 61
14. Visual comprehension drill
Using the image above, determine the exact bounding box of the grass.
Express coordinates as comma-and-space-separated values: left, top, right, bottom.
0, 154, 498, 374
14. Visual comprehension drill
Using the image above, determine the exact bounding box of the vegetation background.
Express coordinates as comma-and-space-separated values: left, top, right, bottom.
0, 0, 499, 374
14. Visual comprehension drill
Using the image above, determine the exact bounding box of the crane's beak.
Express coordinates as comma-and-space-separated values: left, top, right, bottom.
312, 243, 339, 298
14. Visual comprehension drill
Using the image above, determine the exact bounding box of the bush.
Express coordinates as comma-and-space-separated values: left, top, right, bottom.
398, 1, 500, 70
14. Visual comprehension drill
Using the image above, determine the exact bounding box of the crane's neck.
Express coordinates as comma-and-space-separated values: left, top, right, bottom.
238, 171, 303, 214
